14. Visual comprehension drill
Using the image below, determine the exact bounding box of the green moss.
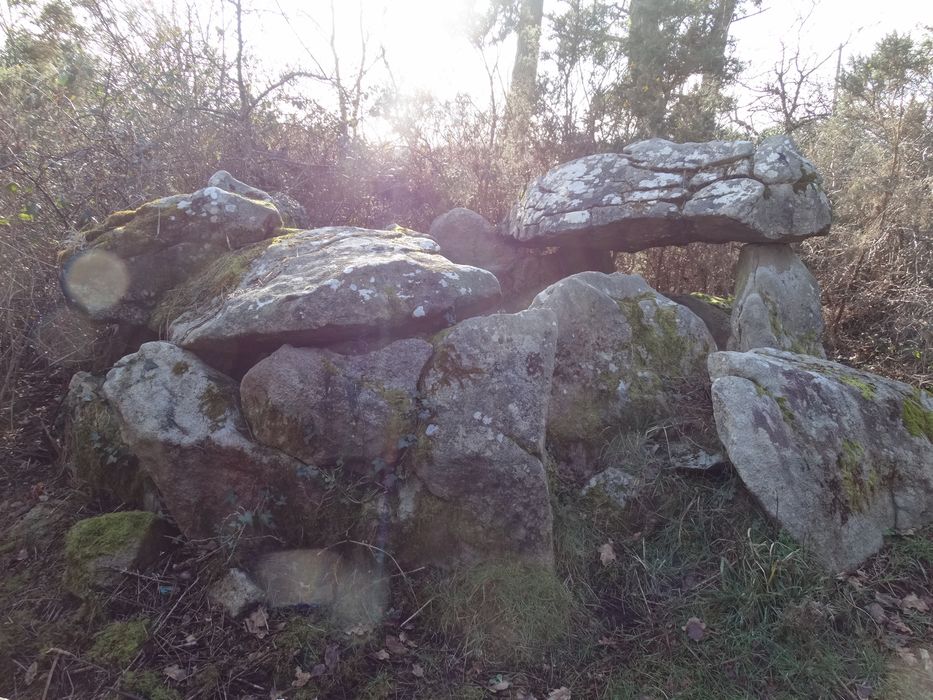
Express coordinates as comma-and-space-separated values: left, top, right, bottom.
64, 511, 159, 595
171, 361, 190, 376
66, 511, 158, 564
902, 391, 933, 442
88, 618, 149, 666
837, 440, 878, 512
70, 395, 147, 507
199, 383, 230, 427
751, 382, 796, 424
150, 243, 264, 329
121, 670, 182, 700
775, 396, 796, 423
364, 381, 414, 445
838, 375, 877, 400
429, 561, 577, 664
689, 292, 734, 312
615, 293, 689, 377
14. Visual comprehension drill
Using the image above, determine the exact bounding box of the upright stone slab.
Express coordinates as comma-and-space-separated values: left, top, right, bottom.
710, 348, 933, 572
529, 273, 716, 458
506, 135, 830, 250
730, 243, 825, 356
397, 309, 559, 569
240, 339, 432, 468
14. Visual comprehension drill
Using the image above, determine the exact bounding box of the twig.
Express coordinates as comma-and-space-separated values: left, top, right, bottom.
41, 651, 60, 700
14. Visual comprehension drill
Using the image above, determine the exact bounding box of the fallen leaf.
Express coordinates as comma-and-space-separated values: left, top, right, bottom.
182, 634, 197, 647
867, 602, 887, 625
385, 635, 408, 656
887, 613, 912, 634
24, 660, 38, 685
292, 665, 311, 688
682, 617, 707, 642
412, 663, 425, 678
14, 547, 28, 562
324, 644, 340, 670
901, 593, 929, 613
373, 649, 391, 661
245, 606, 269, 638
874, 591, 900, 608
598, 541, 617, 566
489, 675, 511, 692
547, 688, 572, 700
163, 664, 187, 682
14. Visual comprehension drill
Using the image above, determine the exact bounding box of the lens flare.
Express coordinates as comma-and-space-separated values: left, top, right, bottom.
62, 249, 130, 314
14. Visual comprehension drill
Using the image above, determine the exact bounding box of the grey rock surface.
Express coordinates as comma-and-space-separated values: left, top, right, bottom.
529, 273, 716, 456
583, 467, 638, 509
397, 308, 559, 569
709, 348, 933, 572
669, 294, 732, 350
506, 136, 830, 250
208, 568, 265, 618
240, 340, 432, 468
730, 243, 825, 356
62, 187, 281, 325
207, 170, 273, 200
102, 342, 326, 543
64, 372, 156, 510
253, 548, 389, 629
428, 207, 524, 276
161, 227, 501, 356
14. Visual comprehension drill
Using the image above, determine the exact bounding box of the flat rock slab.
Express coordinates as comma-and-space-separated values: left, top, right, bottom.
253, 548, 389, 629
161, 227, 501, 355
710, 348, 933, 572
506, 135, 831, 250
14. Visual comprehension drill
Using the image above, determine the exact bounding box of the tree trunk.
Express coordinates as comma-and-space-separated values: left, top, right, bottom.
505, 0, 544, 140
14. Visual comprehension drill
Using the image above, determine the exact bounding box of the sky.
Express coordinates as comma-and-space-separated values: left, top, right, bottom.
217, 0, 930, 133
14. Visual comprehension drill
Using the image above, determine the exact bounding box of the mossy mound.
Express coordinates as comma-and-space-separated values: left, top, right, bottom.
88, 618, 150, 666
64, 511, 168, 597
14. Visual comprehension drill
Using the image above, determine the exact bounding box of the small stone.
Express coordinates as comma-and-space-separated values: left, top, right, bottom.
208, 568, 264, 617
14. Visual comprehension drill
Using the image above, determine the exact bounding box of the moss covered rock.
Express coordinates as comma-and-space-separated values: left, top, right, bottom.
63, 511, 169, 597
506, 135, 830, 250
162, 227, 501, 360
709, 348, 933, 573
88, 618, 150, 666
64, 372, 158, 509
62, 184, 282, 326
102, 341, 329, 546
529, 272, 716, 462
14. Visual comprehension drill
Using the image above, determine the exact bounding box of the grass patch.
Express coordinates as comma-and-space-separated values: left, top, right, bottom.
428, 561, 578, 665
547, 466, 900, 698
